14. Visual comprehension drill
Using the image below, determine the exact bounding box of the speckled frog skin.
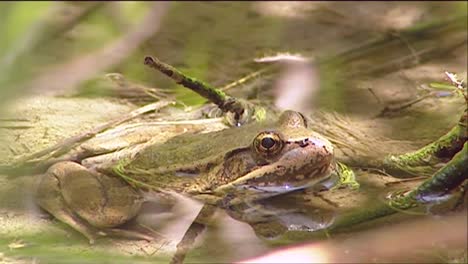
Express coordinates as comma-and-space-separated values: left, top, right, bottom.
36, 110, 336, 243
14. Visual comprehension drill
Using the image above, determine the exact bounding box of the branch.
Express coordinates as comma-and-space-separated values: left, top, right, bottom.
144, 56, 267, 126
383, 109, 467, 176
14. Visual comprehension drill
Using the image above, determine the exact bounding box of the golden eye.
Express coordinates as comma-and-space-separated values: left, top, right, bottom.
254, 132, 284, 155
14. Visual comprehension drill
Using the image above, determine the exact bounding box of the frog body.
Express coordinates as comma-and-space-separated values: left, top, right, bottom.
36, 110, 336, 243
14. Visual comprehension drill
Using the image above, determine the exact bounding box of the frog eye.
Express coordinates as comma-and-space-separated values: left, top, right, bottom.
254, 132, 284, 155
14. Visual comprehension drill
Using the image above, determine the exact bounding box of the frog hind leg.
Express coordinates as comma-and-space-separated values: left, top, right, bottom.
36, 161, 145, 244
170, 205, 217, 264
36, 162, 100, 244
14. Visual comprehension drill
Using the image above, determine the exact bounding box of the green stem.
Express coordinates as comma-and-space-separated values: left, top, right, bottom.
383, 109, 467, 176
144, 56, 228, 107
330, 142, 467, 231
409, 141, 468, 202
144, 55, 267, 125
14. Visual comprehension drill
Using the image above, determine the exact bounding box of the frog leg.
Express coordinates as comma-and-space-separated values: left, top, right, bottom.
36, 161, 145, 244
170, 205, 217, 264
36, 162, 100, 244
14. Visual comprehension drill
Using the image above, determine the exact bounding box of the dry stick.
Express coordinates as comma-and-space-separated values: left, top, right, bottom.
14, 101, 173, 165
143, 56, 250, 122
384, 176, 428, 186
347, 37, 467, 78
0, 125, 34, 129
377, 92, 435, 117
321, 15, 466, 66
221, 66, 273, 91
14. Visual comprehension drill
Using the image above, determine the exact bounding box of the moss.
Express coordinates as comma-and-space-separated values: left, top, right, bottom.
335, 161, 360, 190
383, 114, 467, 176
409, 142, 468, 202
252, 105, 267, 122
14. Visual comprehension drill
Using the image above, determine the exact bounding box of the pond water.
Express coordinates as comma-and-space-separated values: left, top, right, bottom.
0, 2, 466, 263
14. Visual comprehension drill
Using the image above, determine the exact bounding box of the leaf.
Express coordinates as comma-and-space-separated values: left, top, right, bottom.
429, 82, 457, 90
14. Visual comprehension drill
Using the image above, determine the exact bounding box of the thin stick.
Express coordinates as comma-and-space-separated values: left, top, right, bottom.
221, 67, 272, 91
143, 56, 249, 122
377, 93, 434, 117
384, 176, 427, 186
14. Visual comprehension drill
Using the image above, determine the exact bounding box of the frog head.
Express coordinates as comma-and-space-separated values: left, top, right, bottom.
213, 110, 335, 198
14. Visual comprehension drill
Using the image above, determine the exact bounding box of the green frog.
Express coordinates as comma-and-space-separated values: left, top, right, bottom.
35, 110, 338, 243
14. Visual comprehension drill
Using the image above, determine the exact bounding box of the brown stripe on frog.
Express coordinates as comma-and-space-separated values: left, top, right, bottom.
174, 160, 219, 178
215, 148, 257, 185
244, 136, 333, 188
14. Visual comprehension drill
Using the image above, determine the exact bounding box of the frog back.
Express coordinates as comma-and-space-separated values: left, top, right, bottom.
121, 121, 272, 175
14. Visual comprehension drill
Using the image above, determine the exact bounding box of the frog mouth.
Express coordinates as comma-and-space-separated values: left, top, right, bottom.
216, 157, 333, 196
241, 163, 334, 194
215, 140, 334, 194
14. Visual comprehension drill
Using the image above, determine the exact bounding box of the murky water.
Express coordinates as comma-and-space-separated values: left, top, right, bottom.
0, 2, 466, 263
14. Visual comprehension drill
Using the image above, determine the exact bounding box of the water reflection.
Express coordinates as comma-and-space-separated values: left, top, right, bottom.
134, 189, 337, 261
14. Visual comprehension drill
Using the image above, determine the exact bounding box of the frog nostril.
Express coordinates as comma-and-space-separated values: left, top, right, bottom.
298, 138, 309, 148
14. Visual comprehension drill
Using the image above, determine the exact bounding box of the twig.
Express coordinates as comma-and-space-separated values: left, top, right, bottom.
377, 92, 435, 117
367, 88, 382, 104
128, 118, 224, 126
390, 32, 420, 64
0, 118, 31, 122
104, 72, 174, 103
221, 67, 272, 91
319, 15, 467, 66
384, 176, 427, 186
0, 125, 34, 129
144, 56, 257, 125
144, 56, 228, 107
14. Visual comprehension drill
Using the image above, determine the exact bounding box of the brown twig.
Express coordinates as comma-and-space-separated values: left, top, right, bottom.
144, 56, 257, 125
367, 88, 383, 104
384, 176, 427, 186
221, 67, 272, 91
377, 92, 435, 117
104, 72, 174, 103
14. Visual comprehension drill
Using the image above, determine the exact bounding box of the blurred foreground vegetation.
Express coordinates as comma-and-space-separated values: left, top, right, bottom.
0, 1, 466, 264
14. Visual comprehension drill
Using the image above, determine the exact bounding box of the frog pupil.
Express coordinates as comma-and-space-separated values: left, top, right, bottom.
261, 137, 276, 149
